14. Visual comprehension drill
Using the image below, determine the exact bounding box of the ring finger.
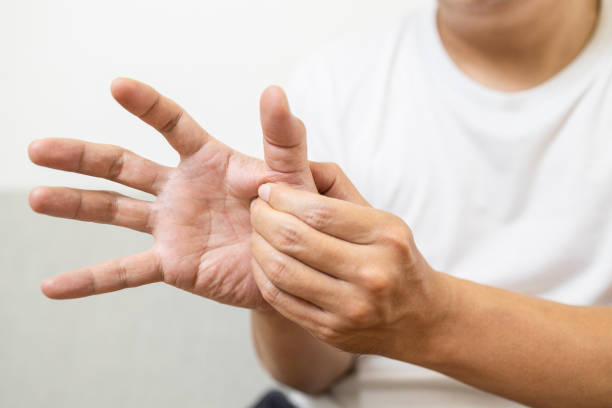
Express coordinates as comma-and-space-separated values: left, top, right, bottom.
29, 186, 153, 233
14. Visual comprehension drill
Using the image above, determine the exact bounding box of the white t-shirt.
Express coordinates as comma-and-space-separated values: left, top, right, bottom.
285, 1, 612, 407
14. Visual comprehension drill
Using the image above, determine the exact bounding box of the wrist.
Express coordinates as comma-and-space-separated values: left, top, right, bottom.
391, 269, 463, 368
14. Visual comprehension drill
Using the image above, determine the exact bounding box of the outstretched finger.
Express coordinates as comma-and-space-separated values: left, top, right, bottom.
29, 187, 154, 233
111, 78, 211, 157
28, 138, 171, 195
41, 250, 163, 299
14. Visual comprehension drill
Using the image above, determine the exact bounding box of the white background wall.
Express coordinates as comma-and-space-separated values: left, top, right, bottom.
1, 0, 429, 192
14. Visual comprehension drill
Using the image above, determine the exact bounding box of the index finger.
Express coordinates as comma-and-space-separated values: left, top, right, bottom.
111, 78, 211, 157
257, 183, 383, 244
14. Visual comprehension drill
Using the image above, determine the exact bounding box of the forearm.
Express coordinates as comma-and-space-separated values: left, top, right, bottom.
251, 309, 354, 394
248, 181, 612, 405
413, 275, 612, 408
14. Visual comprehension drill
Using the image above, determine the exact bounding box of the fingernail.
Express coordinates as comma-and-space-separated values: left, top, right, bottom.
250, 198, 257, 210
258, 184, 271, 202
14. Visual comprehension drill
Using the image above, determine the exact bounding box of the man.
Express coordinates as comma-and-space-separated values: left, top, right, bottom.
29, 0, 612, 407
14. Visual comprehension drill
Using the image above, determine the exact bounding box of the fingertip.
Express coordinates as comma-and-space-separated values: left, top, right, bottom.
28, 187, 51, 213
40, 272, 89, 300
260, 85, 291, 119
40, 277, 60, 299
111, 76, 130, 90
258, 183, 271, 202
110, 78, 162, 119
28, 139, 46, 164
110, 77, 137, 102
262, 85, 286, 101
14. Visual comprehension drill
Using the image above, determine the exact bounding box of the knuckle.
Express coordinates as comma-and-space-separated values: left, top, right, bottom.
116, 260, 129, 289
107, 151, 125, 181
71, 191, 84, 219
315, 325, 343, 344
261, 281, 281, 306
274, 223, 301, 251
359, 267, 392, 294
380, 220, 413, 257
264, 254, 288, 284
102, 192, 120, 224
303, 204, 333, 230
160, 110, 184, 134
344, 301, 373, 324
139, 95, 160, 119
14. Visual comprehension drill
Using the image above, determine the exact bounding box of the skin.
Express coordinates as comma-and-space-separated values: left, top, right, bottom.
250, 184, 612, 407
29, 77, 324, 309
438, 0, 600, 91
250, 185, 453, 357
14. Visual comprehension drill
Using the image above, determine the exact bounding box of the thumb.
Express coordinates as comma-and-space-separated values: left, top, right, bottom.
309, 161, 371, 207
260, 86, 312, 180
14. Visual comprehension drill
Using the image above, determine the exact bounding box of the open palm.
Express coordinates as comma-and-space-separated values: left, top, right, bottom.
28, 78, 320, 309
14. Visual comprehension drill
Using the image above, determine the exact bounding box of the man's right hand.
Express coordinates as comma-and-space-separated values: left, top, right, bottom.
28, 78, 363, 309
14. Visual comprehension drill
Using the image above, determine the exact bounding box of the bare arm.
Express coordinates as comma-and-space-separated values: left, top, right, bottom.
249, 183, 612, 407
419, 277, 612, 408
251, 310, 354, 394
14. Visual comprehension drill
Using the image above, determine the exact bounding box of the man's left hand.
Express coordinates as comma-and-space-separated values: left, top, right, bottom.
250, 183, 454, 360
